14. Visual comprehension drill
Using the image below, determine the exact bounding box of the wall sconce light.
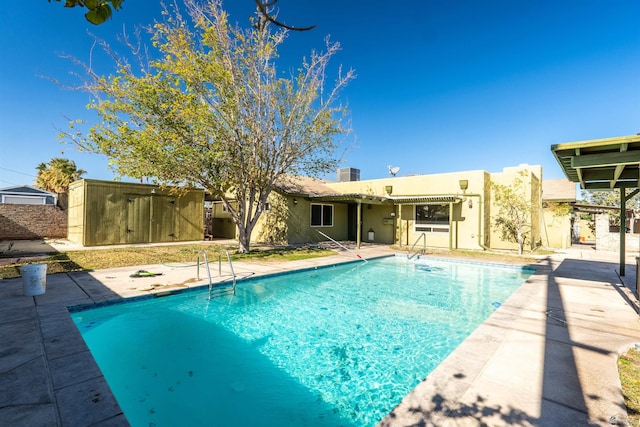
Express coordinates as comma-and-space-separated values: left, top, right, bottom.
151, 189, 156, 194
385, 185, 393, 195
459, 180, 468, 192
390, 212, 396, 217
367, 204, 372, 209
293, 198, 298, 205
468, 199, 473, 209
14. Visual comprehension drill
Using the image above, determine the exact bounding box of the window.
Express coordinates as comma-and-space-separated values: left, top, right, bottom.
311, 203, 333, 227
415, 204, 449, 232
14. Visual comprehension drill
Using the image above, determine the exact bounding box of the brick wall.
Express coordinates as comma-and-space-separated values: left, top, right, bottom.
0, 204, 67, 240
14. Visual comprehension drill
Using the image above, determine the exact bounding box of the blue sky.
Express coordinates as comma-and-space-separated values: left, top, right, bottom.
1, 1, 639, 187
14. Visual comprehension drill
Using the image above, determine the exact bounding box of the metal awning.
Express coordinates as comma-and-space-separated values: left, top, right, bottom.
308, 193, 390, 204
387, 195, 462, 205
551, 134, 640, 190
308, 194, 462, 205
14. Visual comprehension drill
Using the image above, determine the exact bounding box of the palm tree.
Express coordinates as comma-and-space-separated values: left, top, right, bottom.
35, 158, 86, 207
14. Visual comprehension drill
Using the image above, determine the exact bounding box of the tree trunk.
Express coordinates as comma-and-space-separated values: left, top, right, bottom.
517, 228, 524, 255
237, 225, 251, 253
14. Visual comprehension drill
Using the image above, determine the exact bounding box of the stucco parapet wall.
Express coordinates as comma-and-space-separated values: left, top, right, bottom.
324, 167, 506, 197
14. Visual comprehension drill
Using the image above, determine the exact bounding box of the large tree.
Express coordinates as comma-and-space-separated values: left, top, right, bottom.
491, 171, 533, 255
49, 0, 124, 25
49, 0, 314, 29
63, 0, 354, 252
581, 189, 640, 229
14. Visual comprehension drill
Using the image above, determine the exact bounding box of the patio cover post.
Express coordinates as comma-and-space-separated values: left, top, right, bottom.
357, 201, 362, 249
399, 204, 405, 246
449, 202, 454, 250
620, 187, 640, 276
620, 188, 626, 276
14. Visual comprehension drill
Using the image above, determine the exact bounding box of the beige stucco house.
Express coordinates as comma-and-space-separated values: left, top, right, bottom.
540, 179, 577, 249
210, 164, 575, 252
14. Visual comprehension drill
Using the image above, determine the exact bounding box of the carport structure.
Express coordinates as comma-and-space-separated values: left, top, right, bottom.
551, 134, 640, 275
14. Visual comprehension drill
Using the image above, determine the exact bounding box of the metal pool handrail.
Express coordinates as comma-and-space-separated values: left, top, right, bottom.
408, 233, 426, 260
196, 249, 237, 299
218, 249, 237, 295
196, 250, 213, 292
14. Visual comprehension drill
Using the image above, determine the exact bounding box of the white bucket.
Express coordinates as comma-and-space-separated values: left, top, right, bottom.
21, 264, 47, 296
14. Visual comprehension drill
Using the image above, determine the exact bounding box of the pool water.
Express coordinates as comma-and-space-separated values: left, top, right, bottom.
71, 256, 533, 427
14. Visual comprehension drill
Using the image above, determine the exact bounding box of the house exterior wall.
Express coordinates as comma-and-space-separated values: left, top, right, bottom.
289, 198, 348, 244
0, 204, 67, 240
487, 165, 543, 251
362, 203, 395, 244
576, 217, 595, 242
326, 170, 491, 250
68, 179, 204, 246
252, 193, 350, 244
254, 193, 288, 244
207, 201, 237, 239
209, 164, 547, 252
541, 203, 572, 249
325, 164, 542, 251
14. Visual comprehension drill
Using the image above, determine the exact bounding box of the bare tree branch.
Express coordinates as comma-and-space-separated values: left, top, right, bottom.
254, 0, 316, 31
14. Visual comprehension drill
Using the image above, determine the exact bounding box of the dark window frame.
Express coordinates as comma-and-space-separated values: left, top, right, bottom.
414, 204, 450, 232
310, 203, 334, 227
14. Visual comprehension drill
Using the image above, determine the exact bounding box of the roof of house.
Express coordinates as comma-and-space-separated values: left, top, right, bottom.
542, 179, 576, 202
0, 185, 55, 196
275, 176, 463, 205
275, 175, 339, 197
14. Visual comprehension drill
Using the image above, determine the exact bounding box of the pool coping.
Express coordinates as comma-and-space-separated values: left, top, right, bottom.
66, 254, 393, 313
1, 245, 639, 426
379, 253, 640, 426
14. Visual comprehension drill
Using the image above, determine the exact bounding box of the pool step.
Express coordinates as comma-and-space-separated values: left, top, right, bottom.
196, 249, 237, 300
208, 283, 235, 298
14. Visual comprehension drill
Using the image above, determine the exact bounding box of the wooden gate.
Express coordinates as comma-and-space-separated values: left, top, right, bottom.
126, 195, 151, 244
151, 196, 177, 242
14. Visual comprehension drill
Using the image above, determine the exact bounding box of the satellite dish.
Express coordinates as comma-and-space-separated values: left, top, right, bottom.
388, 165, 400, 177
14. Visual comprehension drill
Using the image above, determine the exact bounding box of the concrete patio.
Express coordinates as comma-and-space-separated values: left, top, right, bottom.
1, 244, 638, 426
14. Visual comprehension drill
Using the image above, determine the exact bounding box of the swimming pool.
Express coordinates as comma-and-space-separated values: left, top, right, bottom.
71, 256, 534, 427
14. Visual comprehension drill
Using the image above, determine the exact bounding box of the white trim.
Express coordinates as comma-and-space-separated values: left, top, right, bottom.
415, 225, 449, 233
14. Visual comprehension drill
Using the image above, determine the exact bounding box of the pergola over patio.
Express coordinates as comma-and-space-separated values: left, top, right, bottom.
551, 134, 640, 275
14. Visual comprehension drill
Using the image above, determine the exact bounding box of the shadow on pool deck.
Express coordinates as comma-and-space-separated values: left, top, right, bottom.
379, 253, 639, 427
1, 244, 638, 426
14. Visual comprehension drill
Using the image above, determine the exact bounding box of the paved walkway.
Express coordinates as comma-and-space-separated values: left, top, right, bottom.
381, 247, 639, 427
1, 244, 638, 426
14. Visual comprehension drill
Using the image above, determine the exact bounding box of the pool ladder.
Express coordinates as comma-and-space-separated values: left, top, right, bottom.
407, 233, 426, 260
196, 250, 237, 299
